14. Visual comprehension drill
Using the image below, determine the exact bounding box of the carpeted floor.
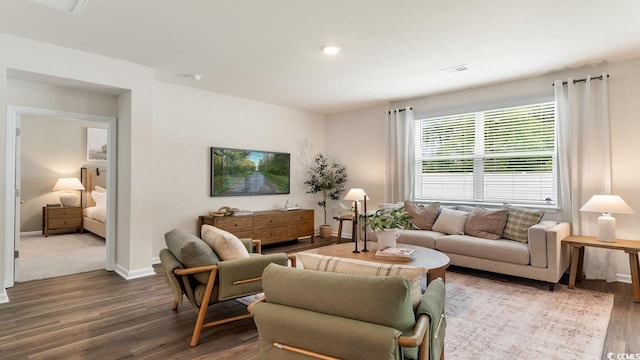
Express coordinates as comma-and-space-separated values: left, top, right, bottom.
445, 271, 613, 359
17, 232, 105, 282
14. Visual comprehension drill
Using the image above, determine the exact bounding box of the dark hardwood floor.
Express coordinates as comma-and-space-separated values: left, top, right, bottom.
0, 236, 637, 359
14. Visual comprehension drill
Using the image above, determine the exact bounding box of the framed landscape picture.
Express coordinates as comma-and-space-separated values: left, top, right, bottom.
210, 147, 290, 196
86, 127, 107, 161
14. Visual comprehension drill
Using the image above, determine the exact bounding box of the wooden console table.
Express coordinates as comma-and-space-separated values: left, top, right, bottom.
562, 235, 640, 302
198, 209, 314, 246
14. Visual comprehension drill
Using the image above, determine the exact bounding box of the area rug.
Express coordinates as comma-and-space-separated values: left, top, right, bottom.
17, 233, 105, 282
445, 271, 613, 360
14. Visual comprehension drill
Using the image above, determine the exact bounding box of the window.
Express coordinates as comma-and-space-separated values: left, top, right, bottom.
414, 101, 557, 206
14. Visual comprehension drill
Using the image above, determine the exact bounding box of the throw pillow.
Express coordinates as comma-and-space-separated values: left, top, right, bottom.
464, 207, 509, 240
165, 228, 220, 284
404, 201, 440, 230
432, 208, 469, 235
502, 206, 544, 243
200, 224, 250, 260
296, 252, 424, 309
91, 190, 107, 209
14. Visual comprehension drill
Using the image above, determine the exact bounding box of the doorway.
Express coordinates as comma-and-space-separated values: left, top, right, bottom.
16, 114, 109, 282
4, 106, 117, 287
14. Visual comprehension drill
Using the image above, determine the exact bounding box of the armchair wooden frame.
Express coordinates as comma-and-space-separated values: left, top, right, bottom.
170, 240, 297, 347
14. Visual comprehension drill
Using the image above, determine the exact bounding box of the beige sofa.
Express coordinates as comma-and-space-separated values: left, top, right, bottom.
368, 202, 572, 288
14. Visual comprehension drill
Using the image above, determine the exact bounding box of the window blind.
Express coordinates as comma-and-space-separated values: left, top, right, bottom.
415, 101, 557, 206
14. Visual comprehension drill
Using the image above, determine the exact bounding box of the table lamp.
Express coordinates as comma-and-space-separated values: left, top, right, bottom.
344, 188, 369, 253
579, 195, 634, 242
53, 177, 85, 207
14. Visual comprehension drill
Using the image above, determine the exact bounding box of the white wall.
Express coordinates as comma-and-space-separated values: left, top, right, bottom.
327, 58, 640, 280
0, 33, 156, 295
151, 81, 326, 257
324, 105, 387, 237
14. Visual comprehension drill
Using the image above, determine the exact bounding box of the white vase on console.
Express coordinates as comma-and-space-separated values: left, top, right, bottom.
376, 229, 400, 248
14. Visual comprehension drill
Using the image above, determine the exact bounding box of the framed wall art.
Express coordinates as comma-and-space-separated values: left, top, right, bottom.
86, 127, 107, 161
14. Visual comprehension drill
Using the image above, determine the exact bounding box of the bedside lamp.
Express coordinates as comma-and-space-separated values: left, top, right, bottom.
344, 188, 369, 253
53, 177, 85, 207
580, 195, 634, 242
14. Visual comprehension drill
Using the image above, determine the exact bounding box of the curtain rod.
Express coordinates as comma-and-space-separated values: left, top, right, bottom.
386, 106, 413, 114
553, 74, 609, 86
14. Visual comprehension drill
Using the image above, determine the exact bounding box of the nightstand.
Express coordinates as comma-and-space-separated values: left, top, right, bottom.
42, 206, 83, 237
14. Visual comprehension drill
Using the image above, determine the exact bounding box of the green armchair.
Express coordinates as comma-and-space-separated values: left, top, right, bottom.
250, 263, 446, 360
159, 229, 291, 346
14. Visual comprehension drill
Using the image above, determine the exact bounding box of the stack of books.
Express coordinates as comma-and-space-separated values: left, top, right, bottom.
374, 247, 417, 261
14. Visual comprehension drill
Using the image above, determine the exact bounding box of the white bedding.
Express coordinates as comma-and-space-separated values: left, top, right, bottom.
84, 206, 107, 223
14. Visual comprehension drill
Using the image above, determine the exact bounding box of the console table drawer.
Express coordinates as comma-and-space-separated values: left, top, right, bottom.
254, 226, 288, 244
254, 215, 289, 229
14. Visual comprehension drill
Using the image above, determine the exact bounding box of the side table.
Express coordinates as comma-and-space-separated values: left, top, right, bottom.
332, 214, 353, 244
42, 206, 83, 237
562, 235, 640, 302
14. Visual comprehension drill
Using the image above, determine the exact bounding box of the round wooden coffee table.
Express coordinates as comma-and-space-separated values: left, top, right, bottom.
303, 241, 450, 284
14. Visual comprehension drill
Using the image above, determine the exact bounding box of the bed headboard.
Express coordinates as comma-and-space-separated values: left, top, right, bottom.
81, 167, 107, 207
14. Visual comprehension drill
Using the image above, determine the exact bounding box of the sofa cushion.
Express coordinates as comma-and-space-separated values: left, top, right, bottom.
434, 234, 530, 265
297, 252, 423, 309
396, 229, 443, 249
432, 208, 469, 235
200, 224, 250, 260
165, 229, 220, 284
503, 207, 544, 243
464, 207, 508, 240
404, 201, 440, 230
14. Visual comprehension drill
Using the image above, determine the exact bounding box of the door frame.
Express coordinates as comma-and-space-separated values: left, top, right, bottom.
3, 105, 117, 288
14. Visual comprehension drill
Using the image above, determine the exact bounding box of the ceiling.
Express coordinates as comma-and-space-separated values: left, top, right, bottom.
1, 0, 640, 114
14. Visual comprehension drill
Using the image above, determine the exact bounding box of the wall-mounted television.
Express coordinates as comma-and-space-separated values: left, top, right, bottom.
210, 147, 290, 196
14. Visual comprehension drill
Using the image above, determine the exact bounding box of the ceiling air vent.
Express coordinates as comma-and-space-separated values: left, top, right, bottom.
439, 64, 470, 74
25, 0, 88, 15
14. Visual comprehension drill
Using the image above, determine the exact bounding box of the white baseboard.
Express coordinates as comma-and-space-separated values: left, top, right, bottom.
151, 256, 160, 265
616, 273, 632, 284
114, 264, 156, 280
0, 288, 8, 304
20, 231, 41, 236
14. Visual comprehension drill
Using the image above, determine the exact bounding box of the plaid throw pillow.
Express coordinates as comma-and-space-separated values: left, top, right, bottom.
502, 207, 544, 243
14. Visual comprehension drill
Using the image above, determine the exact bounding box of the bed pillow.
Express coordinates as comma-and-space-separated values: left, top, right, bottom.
94, 185, 106, 192
404, 201, 440, 230
432, 208, 469, 235
464, 207, 509, 240
91, 190, 107, 209
200, 225, 250, 260
502, 206, 544, 243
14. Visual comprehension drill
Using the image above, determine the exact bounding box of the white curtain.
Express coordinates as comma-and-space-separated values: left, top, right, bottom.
385, 107, 415, 203
555, 73, 616, 281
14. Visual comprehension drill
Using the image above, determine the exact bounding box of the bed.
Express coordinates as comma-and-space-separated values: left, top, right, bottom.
81, 167, 107, 238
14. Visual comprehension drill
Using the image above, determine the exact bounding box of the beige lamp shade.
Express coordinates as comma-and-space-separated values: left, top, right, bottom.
53, 177, 85, 207
580, 195, 634, 242
344, 188, 369, 201
579, 195, 634, 214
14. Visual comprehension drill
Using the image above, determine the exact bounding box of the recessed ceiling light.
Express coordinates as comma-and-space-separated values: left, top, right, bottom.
25, 0, 88, 15
439, 64, 470, 74
321, 45, 341, 56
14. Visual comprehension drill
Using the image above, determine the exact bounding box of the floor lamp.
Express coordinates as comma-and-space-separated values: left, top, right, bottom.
344, 188, 369, 253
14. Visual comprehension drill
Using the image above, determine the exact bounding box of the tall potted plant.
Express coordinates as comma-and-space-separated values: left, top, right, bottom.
304, 153, 348, 238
